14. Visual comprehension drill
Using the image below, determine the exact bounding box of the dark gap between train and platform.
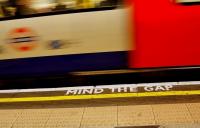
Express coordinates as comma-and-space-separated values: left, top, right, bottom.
1, 68, 200, 90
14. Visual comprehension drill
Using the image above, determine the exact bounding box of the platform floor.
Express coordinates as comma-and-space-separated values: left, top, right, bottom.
0, 96, 199, 128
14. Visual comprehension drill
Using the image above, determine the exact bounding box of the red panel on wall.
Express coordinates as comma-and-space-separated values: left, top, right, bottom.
129, 0, 200, 68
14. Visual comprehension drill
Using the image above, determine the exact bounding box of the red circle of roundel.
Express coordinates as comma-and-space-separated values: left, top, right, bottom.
8, 27, 37, 51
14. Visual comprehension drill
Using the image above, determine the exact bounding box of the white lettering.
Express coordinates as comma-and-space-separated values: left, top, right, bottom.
144, 86, 154, 91
66, 89, 78, 95
118, 87, 128, 93
144, 85, 173, 92
165, 85, 173, 90
94, 88, 104, 94
155, 86, 165, 91
77, 89, 82, 95
82, 89, 93, 94
129, 87, 137, 92
111, 88, 117, 93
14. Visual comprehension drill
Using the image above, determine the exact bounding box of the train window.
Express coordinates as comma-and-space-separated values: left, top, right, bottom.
0, 0, 123, 20
177, 0, 200, 2
0, 0, 16, 18
176, 0, 200, 5
30, 0, 122, 14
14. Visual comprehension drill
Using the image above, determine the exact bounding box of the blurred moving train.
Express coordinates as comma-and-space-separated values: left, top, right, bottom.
0, 0, 199, 77
130, 0, 200, 68
0, 0, 130, 77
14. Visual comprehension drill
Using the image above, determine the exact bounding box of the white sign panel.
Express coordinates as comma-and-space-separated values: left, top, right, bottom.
0, 8, 131, 60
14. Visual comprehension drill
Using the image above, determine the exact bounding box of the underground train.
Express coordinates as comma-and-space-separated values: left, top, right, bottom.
0, 0, 199, 77
0, 0, 131, 77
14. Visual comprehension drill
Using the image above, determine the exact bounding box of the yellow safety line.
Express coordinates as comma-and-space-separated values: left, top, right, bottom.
0, 90, 200, 103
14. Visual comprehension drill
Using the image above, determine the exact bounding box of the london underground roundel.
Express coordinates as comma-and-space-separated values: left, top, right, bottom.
8, 27, 37, 51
